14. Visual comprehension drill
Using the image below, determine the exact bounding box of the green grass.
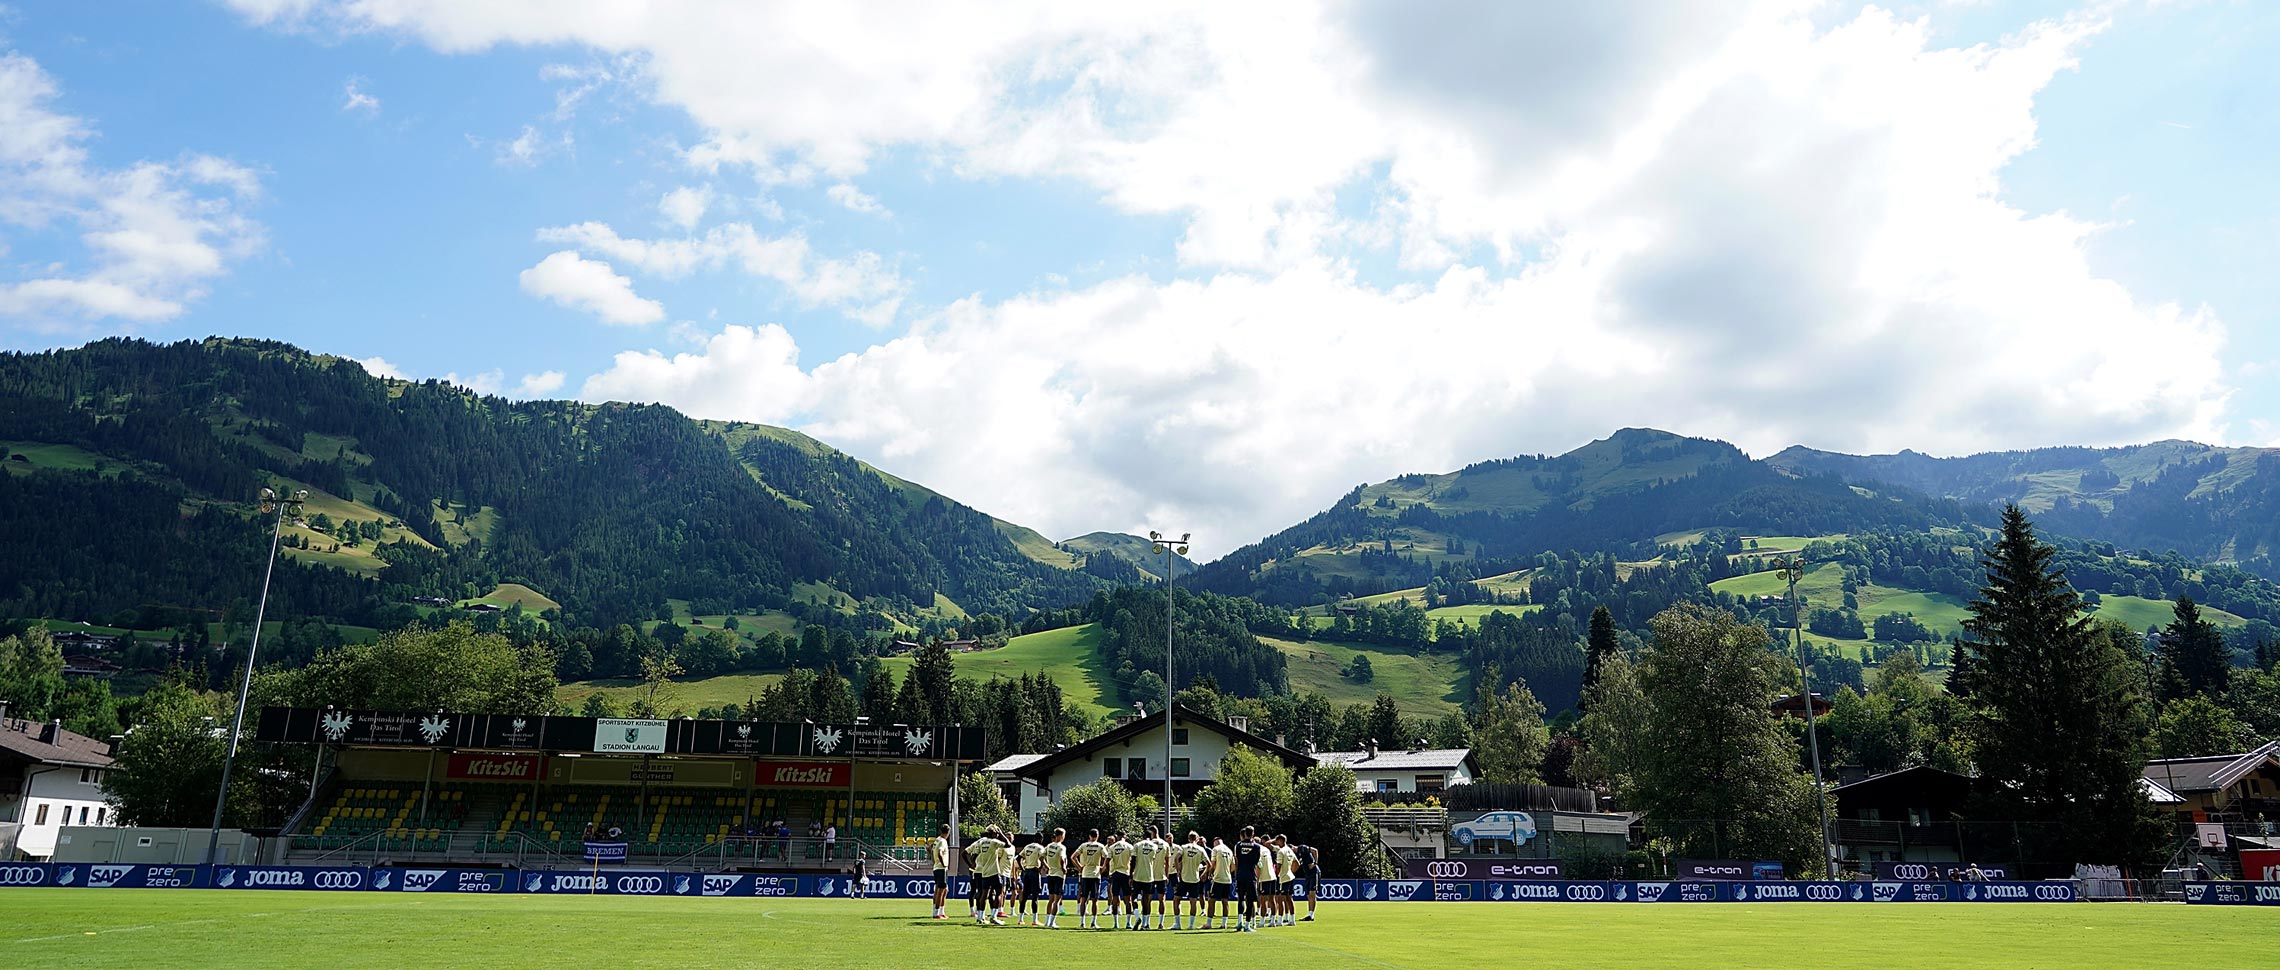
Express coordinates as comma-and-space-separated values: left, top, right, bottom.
14, 889, 2275, 970
558, 671, 785, 712
1263, 636, 1467, 717
2092, 594, 2247, 632
1, 440, 124, 477
466, 583, 560, 613
879, 624, 1117, 718
1423, 604, 1543, 625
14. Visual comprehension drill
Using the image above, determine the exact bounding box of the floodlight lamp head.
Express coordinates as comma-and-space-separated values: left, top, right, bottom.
1152, 544, 1166, 555
261, 487, 276, 500
1149, 530, 1162, 541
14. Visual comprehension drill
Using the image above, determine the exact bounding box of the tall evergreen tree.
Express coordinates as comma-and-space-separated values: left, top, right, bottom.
2157, 595, 2231, 701
1580, 605, 1620, 712
1960, 506, 2163, 874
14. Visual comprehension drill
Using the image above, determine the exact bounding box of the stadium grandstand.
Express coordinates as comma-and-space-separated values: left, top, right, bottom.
257, 707, 983, 872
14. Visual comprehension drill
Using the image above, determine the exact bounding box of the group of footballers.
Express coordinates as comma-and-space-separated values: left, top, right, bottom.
924, 823, 1317, 932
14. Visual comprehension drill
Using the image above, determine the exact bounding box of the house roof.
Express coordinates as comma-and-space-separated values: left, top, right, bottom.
2139, 776, 2185, 805
1009, 704, 1314, 781
0, 717, 114, 769
2141, 740, 2280, 793
983, 753, 1049, 774
1314, 748, 1475, 773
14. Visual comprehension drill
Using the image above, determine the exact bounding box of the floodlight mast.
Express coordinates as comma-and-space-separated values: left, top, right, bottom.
205, 487, 306, 866
1147, 530, 1190, 835
1779, 555, 1836, 875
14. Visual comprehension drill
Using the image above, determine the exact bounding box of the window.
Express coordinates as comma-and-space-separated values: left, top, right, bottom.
1000, 783, 1021, 808
81, 768, 96, 783
1171, 758, 1191, 778
1376, 779, 1399, 793
1129, 760, 1148, 781
1172, 729, 1190, 745
1102, 758, 1123, 779
34, 804, 49, 825
1416, 775, 1444, 793
78, 806, 90, 825
1859, 807, 1882, 822
96, 807, 106, 825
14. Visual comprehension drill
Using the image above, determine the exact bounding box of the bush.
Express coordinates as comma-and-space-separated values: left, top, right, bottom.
1039, 778, 1141, 840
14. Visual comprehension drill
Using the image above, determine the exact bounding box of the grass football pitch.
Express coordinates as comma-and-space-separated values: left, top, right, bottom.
9, 891, 2277, 970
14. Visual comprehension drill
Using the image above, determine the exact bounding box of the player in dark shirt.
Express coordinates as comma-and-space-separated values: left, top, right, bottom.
1232, 825, 1262, 932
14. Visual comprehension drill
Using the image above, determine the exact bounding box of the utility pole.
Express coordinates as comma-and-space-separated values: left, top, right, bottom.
1148, 531, 1190, 835
1778, 556, 1835, 876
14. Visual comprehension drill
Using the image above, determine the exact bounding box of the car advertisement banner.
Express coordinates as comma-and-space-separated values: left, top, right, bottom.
1293, 880, 1426, 902
1873, 861, 2010, 880
1449, 812, 1539, 848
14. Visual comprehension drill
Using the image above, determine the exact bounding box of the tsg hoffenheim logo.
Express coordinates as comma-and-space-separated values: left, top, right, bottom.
813, 725, 843, 754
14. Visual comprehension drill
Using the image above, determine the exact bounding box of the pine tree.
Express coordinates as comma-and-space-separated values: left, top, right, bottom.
2157, 595, 2230, 701
1961, 506, 2162, 874
1580, 605, 1620, 712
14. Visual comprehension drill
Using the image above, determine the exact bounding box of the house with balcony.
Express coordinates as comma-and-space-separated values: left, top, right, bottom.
985, 705, 1315, 830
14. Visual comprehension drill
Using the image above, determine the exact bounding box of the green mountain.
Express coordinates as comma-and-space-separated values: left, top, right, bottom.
1060, 531, 1197, 581
0, 337, 1113, 635
1190, 428, 1972, 605
1767, 441, 2280, 575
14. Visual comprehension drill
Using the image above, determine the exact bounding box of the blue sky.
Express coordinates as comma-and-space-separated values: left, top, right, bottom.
2, 1, 2275, 556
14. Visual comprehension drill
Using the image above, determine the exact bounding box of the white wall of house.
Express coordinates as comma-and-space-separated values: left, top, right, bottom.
1350, 760, 1474, 794
1013, 718, 1252, 829
4, 764, 114, 859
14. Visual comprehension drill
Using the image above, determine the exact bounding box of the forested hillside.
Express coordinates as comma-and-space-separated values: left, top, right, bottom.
0, 337, 1107, 634
1770, 440, 2280, 578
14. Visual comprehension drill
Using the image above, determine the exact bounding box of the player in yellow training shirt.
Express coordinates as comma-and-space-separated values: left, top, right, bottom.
1073, 830, 1108, 929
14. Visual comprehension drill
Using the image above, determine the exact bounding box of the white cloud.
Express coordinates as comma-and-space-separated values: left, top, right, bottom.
825, 182, 889, 217
238, 2, 2240, 554
0, 52, 264, 330
341, 76, 380, 114
657, 184, 712, 231
493, 124, 569, 167
535, 221, 906, 326
515, 370, 566, 397
444, 368, 504, 395
356, 355, 405, 379
516, 250, 665, 325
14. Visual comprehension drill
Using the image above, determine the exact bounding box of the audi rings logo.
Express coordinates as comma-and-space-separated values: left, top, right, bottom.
1888, 864, 1935, 880
1805, 885, 1844, 901
1563, 885, 1606, 901
616, 876, 665, 894
0, 866, 48, 886
313, 871, 364, 890
1424, 862, 1471, 879
2034, 886, 2073, 901
1315, 884, 1355, 900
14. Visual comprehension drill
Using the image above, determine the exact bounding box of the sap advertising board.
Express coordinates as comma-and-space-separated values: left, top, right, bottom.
0, 864, 2140, 903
